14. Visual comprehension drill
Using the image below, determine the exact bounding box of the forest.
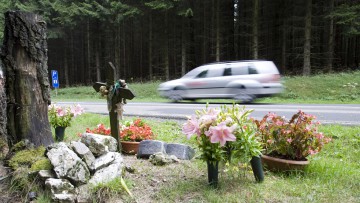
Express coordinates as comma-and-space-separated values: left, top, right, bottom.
0, 0, 359, 86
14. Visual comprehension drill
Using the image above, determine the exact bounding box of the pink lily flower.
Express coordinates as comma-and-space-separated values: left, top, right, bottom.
208, 122, 237, 146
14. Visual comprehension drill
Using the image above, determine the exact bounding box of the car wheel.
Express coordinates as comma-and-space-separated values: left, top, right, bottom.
233, 88, 254, 103
168, 89, 183, 102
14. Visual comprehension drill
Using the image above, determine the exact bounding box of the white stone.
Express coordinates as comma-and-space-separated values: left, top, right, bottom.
81, 133, 117, 156
46, 143, 90, 185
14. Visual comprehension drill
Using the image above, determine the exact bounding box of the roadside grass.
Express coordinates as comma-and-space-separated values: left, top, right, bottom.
58, 113, 360, 202
51, 71, 360, 104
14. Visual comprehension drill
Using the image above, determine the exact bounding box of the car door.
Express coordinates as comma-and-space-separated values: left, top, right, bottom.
185, 65, 227, 98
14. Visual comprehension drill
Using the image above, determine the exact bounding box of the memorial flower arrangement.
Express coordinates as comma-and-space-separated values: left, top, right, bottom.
182, 104, 262, 163
254, 110, 332, 161
119, 118, 154, 142
48, 104, 84, 128
85, 123, 111, 135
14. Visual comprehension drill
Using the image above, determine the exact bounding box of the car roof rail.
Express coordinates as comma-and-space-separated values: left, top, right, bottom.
205, 59, 268, 65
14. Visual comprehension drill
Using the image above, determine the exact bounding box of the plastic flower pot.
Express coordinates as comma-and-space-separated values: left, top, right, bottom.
250, 156, 264, 182
207, 161, 219, 188
55, 126, 66, 142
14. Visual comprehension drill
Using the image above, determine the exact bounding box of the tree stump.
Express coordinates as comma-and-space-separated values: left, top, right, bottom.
0, 11, 53, 147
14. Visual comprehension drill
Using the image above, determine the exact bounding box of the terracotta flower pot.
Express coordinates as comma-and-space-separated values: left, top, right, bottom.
261, 154, 309, 172
120, 141, 140, 155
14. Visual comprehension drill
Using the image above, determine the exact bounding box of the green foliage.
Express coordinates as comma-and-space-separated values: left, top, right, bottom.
331, 3, 360, 35
0, 0, 13, 41
145, 0, 176, 10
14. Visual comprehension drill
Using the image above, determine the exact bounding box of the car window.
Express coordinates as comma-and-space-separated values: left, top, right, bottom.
207, 68, 223, 77
196, 70, 208, 78
231, 64, 248, 75
223, 68, 232, 76
248, 64, 258, 74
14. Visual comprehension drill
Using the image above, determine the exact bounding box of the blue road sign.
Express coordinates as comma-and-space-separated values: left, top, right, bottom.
51, 70, 59, 88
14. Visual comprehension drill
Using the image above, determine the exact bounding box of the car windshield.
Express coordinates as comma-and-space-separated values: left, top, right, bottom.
181, 66, 207, 78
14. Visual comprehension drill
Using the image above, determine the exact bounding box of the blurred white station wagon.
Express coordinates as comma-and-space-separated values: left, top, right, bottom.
158, 60, 283, 103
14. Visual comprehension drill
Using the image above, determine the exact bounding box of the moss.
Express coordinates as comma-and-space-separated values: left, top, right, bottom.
8, 146, 46, 170
11, 140, 26, 152
30, 158, 53, 172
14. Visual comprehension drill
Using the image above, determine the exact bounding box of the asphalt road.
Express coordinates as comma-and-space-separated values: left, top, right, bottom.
58, 101, 360, 126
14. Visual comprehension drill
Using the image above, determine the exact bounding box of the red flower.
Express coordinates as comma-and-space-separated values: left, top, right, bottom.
119, 119, 155, 142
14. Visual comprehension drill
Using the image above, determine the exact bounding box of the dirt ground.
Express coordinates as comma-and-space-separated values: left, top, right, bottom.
119, 155, 202, 203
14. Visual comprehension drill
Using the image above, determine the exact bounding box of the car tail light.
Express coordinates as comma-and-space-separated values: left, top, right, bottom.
262, 74, 281, 83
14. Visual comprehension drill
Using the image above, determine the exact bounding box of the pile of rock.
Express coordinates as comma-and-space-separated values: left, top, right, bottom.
40, 134, 196, 202
41, 133, 122, 203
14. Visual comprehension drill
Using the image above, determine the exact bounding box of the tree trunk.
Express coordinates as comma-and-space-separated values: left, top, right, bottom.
148, 12, 153, 80
64, 48, 69, 87
95, 43, 101, 82
303, 0, 312, 76
281, 18, 287, 74
0, 11, 53, 147
164, 11, 170, 81
115, 25, 121, 79
252, 0, 259, 59
86, 19, 91, 83
202, 3, 207, 63
326, 0, 335, 72
215, 0, 220, 62
181, 17, 187, 76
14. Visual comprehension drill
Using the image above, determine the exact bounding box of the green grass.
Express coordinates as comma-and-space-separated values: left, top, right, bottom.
57, 113, 360, 202
51, 71, 360, 104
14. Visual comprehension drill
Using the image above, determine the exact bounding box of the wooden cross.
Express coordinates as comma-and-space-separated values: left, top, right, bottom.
93, 62, 135, 152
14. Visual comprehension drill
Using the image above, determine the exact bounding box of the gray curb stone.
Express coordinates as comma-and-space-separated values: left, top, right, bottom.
166, 143, 195, 160
137, 140, 167, 158
137, 140, 195, 160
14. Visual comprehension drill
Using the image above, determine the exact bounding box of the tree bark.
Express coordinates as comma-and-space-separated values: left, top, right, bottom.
252, 0, 259, 59
0, 11, 53, 147
215, 0, 220, 62
326, 0, 335, 72
303, 0, 312, 76
164, 11, 169, 81
86, 19, 91, 83
95, 40, 101, 82
148, 12, 153, 80
181, 17, 187, 76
